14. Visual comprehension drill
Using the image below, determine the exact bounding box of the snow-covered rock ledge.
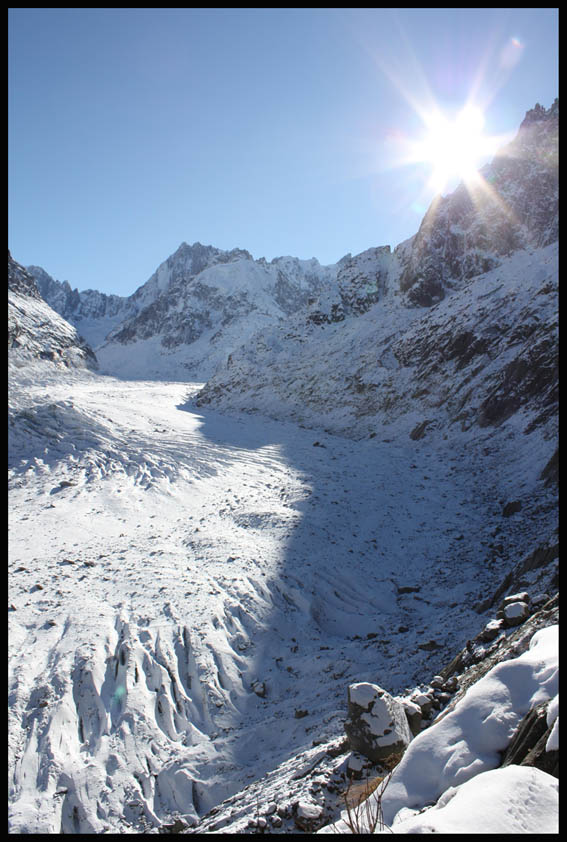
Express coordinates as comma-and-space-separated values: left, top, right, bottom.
320, 624, 558, 834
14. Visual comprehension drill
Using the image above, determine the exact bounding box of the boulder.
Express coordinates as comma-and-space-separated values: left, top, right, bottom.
502, 591, 530, 606
251, 680, 267, 698
345, 683, 412, 763
294, 801, 324, 831
477, 618, 505, 642
399, 698, 422, 736
503, 601, 530, 627
417, 638, 441, 652
346, 753, 365, 780
410, 691, 435, 718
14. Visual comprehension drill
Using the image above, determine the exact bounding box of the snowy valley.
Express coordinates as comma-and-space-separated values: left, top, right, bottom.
8, 101, 558, 834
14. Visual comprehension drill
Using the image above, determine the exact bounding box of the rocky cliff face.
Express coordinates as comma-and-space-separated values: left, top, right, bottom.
9, 252, 98, 370
397, 99, 558, 307
30, 264, 133, 323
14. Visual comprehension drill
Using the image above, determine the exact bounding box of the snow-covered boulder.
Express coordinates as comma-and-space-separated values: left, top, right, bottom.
503, 600, 530, 627
294, 800, 324, 831
477, 618, 505, 642
344, 683, 412, 763
377, 624, 557, 827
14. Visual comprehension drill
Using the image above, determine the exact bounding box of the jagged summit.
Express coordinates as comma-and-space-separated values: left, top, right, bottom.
29, 241, 340, 380
397, 99, 558, 306
8, 250, 42, 300
520, 97, 558, 127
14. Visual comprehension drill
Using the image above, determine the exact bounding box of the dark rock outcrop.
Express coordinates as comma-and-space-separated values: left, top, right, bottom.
500, 700, 558, 778
345, 683, 412, 763
397, 99, 558, 305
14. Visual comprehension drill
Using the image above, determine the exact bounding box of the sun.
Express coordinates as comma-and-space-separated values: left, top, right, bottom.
413, 104, 490, 194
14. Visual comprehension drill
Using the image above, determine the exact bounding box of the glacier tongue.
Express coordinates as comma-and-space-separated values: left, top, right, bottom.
8, 372, 536, 833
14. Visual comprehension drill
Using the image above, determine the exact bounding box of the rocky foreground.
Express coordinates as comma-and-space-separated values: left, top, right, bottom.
188, 584, 558, 835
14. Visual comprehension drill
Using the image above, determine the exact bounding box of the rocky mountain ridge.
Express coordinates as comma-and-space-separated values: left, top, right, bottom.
8, 252, 98, 371
397, 98, 558, 307
25, 101, 557, 387
28, 242, 343, 381
196, 102, 558, 452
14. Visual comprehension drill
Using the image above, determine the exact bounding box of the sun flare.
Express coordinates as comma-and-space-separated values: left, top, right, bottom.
413, 104, 491, 193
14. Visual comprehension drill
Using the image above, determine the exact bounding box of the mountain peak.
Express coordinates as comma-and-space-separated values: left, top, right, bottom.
520, 98, 559, 127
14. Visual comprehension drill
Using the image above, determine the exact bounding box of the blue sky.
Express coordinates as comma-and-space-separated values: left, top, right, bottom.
9, 8, 558, 296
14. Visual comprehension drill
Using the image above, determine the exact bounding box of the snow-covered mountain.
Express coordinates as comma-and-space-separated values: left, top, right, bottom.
29, 243, 341, 381
8, 252, 98, 371
9, 101, 558, 835
397, 99, 558, 307
29, 263, 135, 350
197, 101, 558, 451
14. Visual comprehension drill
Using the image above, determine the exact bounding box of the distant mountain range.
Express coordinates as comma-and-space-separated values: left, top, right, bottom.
15, 99, 557, 420
28, 244, 341, 381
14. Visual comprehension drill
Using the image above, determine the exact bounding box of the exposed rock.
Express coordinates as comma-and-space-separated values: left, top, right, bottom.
158, 818, 189, 834
336, 246, 392, 315
251, 680, 267, 698
502, 500, 522, 517
438, 595, 558, 702
417, 639, 441, 652
399, 699, 422, 736
8, 251, 42, 299
410, 419, 435, 441
517, 541, 559, 576
345, 682, 412, 763
500, 700, 558, 778
502, 591, 530, 606
346, 753, 365, 780
9, 253, 98, 370
294, 801, 324, 831
409, 692, 434, 718
477, 618, 505, 642
397, 100, 558, 304
474, 538, 558, 614
503, 601, 530, 627
539, 446, 558, 487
